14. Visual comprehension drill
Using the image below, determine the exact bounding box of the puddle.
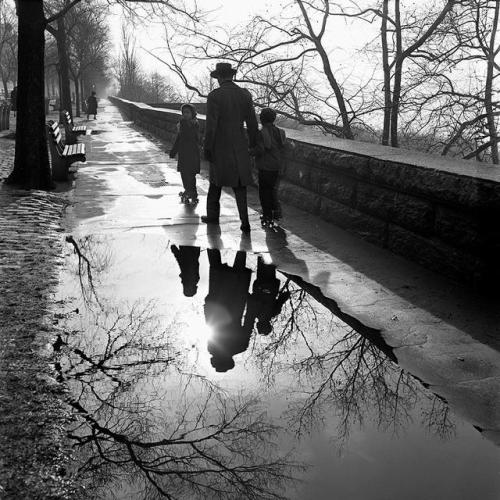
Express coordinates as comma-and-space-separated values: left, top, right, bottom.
54, 234, 500, 499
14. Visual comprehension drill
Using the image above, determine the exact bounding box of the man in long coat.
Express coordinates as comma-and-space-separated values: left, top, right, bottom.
204, 249, 252, 372
202, 63, 258, 233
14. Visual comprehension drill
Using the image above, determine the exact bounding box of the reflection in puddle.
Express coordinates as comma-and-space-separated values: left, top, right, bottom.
55, 235, 500, 499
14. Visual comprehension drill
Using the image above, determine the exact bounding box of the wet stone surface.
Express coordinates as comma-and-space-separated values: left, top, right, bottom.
54, 234, 500, 500
0, 137, 79, 498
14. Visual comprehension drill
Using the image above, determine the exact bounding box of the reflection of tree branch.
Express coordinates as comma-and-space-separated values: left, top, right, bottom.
65, 235, 111, 308
55, 289, 300, 498
253, 276, 456, 447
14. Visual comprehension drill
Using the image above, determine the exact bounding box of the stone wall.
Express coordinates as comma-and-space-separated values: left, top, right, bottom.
146, 102, 208, 115
110, 96, 500, 291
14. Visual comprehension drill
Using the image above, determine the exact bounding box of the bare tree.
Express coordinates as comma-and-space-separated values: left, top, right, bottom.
0, 3, 17, 98
65, 1, 111, 116
6, 0, 202, 189
157, 0, 373, 138
116, 27, 180, 103
251, 275, 457, 446
53, 236, 302, 499
437, 0, 500, 163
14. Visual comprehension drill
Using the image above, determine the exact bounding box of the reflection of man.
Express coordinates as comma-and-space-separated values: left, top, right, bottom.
204, 249, 252, 372
244, 257, 291, 335
171, 245, 200, 297
202, 62, 258, 234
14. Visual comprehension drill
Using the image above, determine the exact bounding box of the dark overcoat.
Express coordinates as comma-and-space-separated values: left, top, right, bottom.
204, 81, 258, 187
86, 95, 97, 115
170, 119, 201, 174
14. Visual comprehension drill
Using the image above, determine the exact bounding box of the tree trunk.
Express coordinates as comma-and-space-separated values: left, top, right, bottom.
317, 46, 354, 139
55, 16, 72, 119
80, 77, 86, 112
381, 0, 391, 145
6, 0, 51, 190
74, 77, 80, 117
485, 0, 499, 164
2, 79, 8, 98
390, 0, 403, 148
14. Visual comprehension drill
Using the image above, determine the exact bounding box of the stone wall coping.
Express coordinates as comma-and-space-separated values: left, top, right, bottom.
112, 96, 500, 184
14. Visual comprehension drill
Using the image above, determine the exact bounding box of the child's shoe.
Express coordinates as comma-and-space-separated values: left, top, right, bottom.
260, 214, 273, 227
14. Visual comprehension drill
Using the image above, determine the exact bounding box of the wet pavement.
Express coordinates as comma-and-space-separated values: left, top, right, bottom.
0, 115, 78, 498
55, 101, 500, 499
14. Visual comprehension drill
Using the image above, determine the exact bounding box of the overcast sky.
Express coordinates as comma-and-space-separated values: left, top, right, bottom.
108, 0, 379, 92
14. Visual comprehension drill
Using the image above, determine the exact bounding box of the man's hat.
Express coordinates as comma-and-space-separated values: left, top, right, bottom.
210, 62, 237, 79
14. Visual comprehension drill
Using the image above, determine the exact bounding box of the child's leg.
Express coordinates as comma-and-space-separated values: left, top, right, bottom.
269, 171, 281, 219
258, 170, 273, 218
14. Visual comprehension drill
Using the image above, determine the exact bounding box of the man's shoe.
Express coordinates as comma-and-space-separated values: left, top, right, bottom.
240, 223, 251, 233
201, 215, 219, 224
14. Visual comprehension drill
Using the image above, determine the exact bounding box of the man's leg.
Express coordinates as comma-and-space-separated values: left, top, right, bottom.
233, 185, 250, 231
203, 183, 222, 222
180, 171, 189, 197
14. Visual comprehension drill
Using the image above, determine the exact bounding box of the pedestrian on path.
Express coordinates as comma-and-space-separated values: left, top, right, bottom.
202, 62, 258, 233
204, 249, 252, 372
86, 91, 98, 120
10, 86, 17, 117
169, 103, 200, 205
251, 107, 287, 227
171, 245, 201, 297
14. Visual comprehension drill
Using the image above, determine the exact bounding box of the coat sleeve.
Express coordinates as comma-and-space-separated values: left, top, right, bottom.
251, 130, 265, 157
244, 91, 258, 148
170, 133, 179, 157
204, 93, 218, 153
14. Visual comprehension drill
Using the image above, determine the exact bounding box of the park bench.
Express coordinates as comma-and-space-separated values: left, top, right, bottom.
61, 109, 87, 144
46, 120, 86, 181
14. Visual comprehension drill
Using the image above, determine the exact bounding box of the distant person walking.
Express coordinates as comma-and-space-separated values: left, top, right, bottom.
202, 62, 258, 233
169, 103, 201, 205
86, 91, 97, 120
10, 86, 17, 117
251, 107, 287, 227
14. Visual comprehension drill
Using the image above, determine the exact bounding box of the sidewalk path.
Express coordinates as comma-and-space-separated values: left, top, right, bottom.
0, 124, 78, 498
70, 100, 500, 445
1, 101, 498, 497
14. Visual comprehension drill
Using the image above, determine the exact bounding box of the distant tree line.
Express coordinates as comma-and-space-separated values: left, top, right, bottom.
4, 0, 200, 190
115, 27, 179, 104
161, 0, 499, 164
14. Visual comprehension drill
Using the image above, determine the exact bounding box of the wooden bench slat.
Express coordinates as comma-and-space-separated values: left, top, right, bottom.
63, 144, 85, 156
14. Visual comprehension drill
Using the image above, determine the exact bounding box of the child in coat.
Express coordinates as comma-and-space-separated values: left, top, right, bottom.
169, 103, 201, 204
251, 107, 287, 226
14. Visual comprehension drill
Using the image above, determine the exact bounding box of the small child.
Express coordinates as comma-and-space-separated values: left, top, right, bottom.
169, 103, 200, 204
251, 107, 287, 226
